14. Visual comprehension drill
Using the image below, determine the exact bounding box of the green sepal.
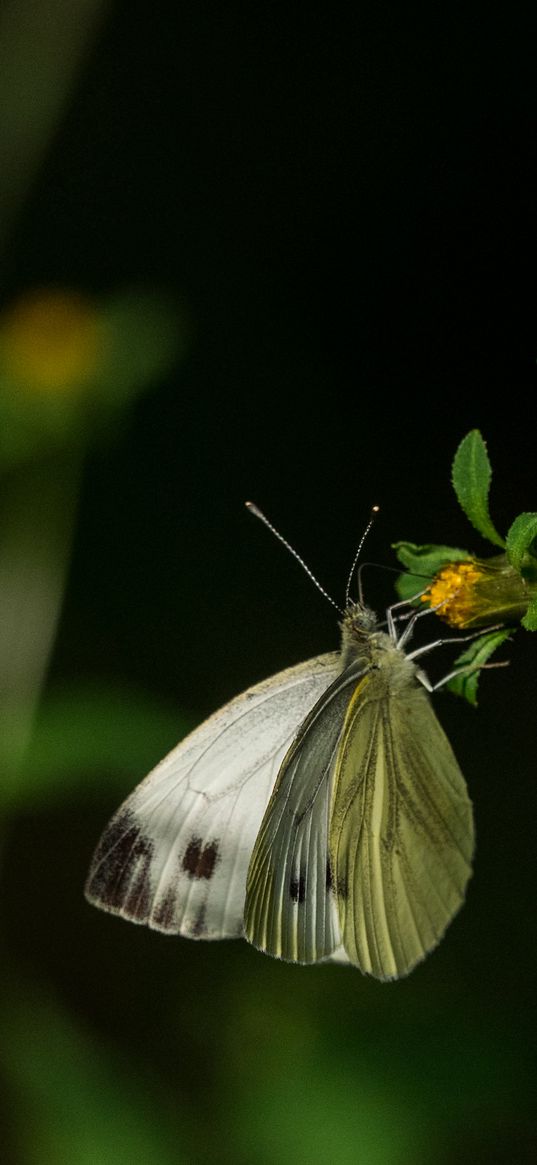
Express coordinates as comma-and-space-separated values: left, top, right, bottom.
447, 629, 511, 706
505, 512, 537, 572
451, 430, 505, 548
393, 541, 472, 603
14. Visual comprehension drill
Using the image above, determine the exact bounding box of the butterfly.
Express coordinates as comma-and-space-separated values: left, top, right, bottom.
85, 532, 474, 980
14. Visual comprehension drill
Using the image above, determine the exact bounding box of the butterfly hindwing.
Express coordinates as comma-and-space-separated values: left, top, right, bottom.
330, 668, 474, 979
85, 653, 340, 941
244, 661, 366, 963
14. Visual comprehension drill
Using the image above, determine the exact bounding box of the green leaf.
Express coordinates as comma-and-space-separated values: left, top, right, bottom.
394, 573, 427, 603
447, 629, 511, 706
505, 512, 537, 572
394, 541, 471, 574
393, 542, 472, 603
451, 430, 505, 547
521, 596, 537, 631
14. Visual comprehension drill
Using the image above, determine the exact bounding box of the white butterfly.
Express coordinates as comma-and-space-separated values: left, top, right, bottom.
85, 590, 474, 980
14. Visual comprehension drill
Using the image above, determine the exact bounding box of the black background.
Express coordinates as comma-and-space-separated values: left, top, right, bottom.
7, 3, 534, 702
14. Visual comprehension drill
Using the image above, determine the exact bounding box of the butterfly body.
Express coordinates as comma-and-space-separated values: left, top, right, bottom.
86, 602, 474, 980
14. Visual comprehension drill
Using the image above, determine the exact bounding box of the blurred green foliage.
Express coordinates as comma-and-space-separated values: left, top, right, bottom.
1, 982, 192, 1165
0, 278, 195, 1163
1, 683, 192, 811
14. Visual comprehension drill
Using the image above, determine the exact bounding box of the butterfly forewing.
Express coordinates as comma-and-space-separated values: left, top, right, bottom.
85, 653, 340, 941
244, 661, 367, 963
330, 667, 474, 979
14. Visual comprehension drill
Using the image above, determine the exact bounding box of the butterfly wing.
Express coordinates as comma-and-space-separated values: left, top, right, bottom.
330, 672, 474, 980
244, 662, 366, 964
85, 653, 340, 941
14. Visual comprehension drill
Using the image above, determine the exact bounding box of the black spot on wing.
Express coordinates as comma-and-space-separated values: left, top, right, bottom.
152, 883, 179, 931
290, 873, 306, 903
85, 807, 154, 920
326, 859, 334, 893
192, 905, 207, 937
182, 837, 220, 879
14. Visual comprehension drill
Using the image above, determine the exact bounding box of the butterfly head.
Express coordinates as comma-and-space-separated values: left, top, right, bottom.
339, 602, 379, 667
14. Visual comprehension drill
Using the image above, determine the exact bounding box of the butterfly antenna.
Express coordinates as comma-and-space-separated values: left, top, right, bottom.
345, 505, 380, 607
246, 502, 343, 613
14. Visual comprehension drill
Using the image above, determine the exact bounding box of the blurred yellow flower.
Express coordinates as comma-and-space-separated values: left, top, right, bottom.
0, 288, 99, 393
0, 283, 188, 469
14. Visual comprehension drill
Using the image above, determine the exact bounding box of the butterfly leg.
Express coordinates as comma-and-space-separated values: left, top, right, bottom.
429, 658, 509, 692
405, 624, 502, 665
388, 596, 456, 650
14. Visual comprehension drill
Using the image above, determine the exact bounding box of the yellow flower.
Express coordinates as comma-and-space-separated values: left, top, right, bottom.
421, 557, 532, 629
0, 288, 99, 393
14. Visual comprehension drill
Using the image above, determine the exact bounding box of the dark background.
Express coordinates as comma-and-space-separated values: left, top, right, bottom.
1, 5, 535, 1163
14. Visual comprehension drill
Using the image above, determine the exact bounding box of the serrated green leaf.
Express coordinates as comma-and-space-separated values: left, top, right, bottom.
393, 542, 472, 574
393, 542, 472, 605
451, 430, 505, 548
505, 512, 537, 572
447, 629, 511, 705
521, 596, 537, 630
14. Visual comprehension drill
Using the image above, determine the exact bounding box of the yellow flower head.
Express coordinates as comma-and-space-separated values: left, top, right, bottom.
421, 557, 531, 629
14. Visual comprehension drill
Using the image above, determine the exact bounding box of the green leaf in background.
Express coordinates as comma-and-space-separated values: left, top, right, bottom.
451, 430, 505, 547
393, 541, 472, 602
446, 629, 511, 706
1, 978, 192, 1165
505, 512, 537, 572
0, 682, 194, 812
92, 288, 190, 408
233, 1052, 430, 1165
